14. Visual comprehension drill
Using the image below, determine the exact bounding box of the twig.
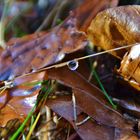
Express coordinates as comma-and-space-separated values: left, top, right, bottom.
0, 44, 135, 90
72, 93, 77, 123
15, 43, 135, 79
76, 116, 90, 126
46, 106, 52, 140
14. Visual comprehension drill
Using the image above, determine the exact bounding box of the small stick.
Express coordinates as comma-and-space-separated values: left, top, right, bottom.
76, 116, 90, 126
0, 43, 135, 89
72, 93, 77, 123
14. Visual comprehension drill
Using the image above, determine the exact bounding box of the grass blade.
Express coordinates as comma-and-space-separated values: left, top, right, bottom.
26, 112, 41, 140
91, 66, 117, 109
10, 80, 52, 140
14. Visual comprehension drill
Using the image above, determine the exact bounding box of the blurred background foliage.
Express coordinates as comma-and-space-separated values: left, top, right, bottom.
0, 0, 83, 42
0, 0, 140, 41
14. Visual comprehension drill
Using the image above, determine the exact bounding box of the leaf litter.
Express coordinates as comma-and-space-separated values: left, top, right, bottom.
0, 0, 140, 140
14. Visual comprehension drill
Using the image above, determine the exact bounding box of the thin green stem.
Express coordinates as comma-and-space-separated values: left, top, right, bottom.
10, 105, 36, 140
91, 67, 117, 109
26, 112, 41, 140
10, 81, 52, 140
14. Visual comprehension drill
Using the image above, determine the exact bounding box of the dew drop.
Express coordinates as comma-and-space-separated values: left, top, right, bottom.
67, 60, 79, 71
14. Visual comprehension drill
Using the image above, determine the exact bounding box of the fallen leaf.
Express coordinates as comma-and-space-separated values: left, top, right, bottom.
0, 71, 46, 126
46, 95, 138, 140
113, 97, 140, 118
114, 128, 138, 140
118, 44, 140, 90
0, 0, 119, 81
68, 133, 81, 140
46, 95, 115, 140
0, 0, 119, 128
74, 0, 118, 31
87, 5, 140, 58
48, 66, 134, 130
0, 17, 87, 81
0, 119, 20, 139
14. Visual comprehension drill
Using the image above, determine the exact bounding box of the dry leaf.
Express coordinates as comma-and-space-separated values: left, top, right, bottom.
0, 17, 87, 81
46, 96, 115, 140
0, 0, 119, 127
113, 97, 140, 118
118, 44, 140, 90
46, 95, 137, 140
0, 0, 119, 81
87, 5, 140, 58
0, 72, 46, 126
48, 66, 134, 130
74, 0, 118, 31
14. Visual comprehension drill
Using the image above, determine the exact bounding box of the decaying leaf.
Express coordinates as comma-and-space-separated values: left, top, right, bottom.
46, 96, 114, 140
118, 44, 140, 90
0, 119, 20, 139
113, 97, 140, 118
74, 0, 118, 31
0, 0, 119, 128
2, 0, 140, 139
0, 17, 87, 81
0, 11, 88, 126
87, 5, 140, 58
48, 66, 135, 130
0, 0, 119, 81
0, 71, 46, 126
46, 94, 138, 140
114, 129, 138, 140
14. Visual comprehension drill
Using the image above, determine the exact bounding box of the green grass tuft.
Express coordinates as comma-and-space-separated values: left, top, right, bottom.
10, 80, 53, 140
